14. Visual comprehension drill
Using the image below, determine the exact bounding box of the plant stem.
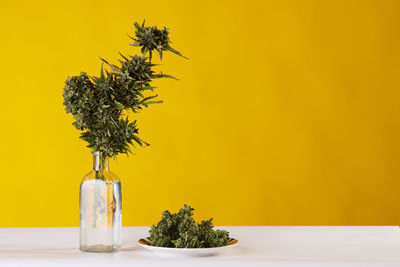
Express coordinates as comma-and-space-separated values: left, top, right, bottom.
93, 152, 107, 227
95, 153, 107, 180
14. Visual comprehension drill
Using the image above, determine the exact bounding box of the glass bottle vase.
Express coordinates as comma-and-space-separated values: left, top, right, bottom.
79, 151, 122, 252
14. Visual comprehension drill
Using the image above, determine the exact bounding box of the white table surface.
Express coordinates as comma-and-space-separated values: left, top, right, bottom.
0, 226, 400, 266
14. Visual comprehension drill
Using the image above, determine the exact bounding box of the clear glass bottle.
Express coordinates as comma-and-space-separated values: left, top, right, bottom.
79, 151, 122, 252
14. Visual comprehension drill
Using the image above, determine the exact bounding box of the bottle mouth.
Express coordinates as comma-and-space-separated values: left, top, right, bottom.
92, 151, 101, 156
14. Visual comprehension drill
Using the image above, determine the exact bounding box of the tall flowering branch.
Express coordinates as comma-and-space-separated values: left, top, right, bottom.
63, 21, 186, 161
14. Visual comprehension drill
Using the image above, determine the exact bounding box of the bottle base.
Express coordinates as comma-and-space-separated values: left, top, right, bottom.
80, 244, 121, 253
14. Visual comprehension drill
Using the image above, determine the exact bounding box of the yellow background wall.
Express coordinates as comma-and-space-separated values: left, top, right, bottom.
0, 0, 399, 226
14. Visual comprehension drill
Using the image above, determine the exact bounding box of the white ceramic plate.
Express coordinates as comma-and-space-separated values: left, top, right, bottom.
137, 237, 238, 256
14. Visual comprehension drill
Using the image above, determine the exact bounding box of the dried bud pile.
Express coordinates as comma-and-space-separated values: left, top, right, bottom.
150, 205, 230, 248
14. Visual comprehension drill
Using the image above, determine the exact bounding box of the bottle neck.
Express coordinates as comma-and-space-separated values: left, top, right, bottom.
92, 151, 109, 172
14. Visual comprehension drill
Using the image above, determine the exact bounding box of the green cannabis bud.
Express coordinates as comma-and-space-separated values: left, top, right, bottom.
130, 20, 187, 61
149, 205, 230, 248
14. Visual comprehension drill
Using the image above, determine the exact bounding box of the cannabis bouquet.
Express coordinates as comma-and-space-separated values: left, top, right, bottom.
63, 21, 186, 170
150, 205, 230, 248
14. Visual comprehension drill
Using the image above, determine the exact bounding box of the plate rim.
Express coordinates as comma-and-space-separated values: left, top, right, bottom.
137, 237, 238, 250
